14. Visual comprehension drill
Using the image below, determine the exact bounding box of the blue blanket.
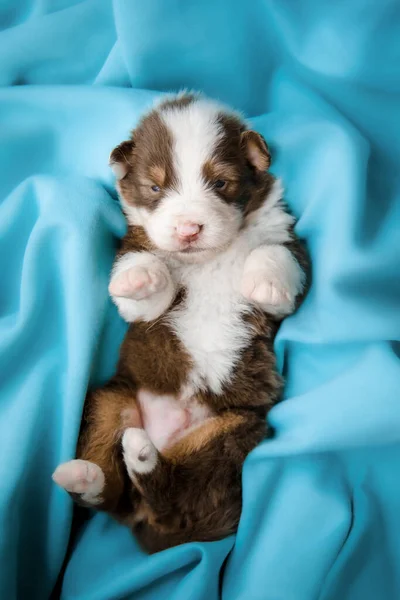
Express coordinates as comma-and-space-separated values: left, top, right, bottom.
1, 1, 399, 598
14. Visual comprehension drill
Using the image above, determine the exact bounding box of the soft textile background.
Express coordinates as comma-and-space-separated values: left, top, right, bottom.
1, 1, 399, 599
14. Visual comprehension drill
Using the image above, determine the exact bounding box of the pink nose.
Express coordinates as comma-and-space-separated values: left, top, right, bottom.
176, 221, 202, 241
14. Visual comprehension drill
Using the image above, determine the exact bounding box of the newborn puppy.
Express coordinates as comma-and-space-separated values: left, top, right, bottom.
53, 93, 308, 552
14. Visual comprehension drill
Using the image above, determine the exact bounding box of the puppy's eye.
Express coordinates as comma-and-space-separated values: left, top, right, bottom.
213, 180, 226, 190
151, 185, 161, 193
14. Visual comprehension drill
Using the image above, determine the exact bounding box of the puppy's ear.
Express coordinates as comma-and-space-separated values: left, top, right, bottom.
109, 139, 135, 180
241, 131, 271, 172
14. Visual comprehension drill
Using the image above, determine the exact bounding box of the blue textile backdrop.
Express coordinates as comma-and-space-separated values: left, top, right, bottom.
1, 1, 399, 599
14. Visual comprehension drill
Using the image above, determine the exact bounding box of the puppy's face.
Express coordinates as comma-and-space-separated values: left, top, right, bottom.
110, 95, 271, 262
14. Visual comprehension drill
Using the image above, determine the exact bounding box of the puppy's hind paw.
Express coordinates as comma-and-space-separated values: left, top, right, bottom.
52, 459, 105, 505
122, 428, 158, 475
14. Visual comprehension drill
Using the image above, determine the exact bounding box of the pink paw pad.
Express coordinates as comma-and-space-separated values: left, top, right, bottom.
52, 459, 104, 497
109, 267, 166, 300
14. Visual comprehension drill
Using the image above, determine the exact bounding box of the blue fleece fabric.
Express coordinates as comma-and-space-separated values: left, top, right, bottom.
1, 1, 399, 598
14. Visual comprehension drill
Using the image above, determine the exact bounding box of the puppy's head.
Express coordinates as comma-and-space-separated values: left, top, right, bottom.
110, 93, 272, 262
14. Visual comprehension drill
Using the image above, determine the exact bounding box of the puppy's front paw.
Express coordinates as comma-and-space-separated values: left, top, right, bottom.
52, 459, 105, 505
109, 265, 167, 300
241, 269, 296, 318
241, 269, 292, 307
122, 428, 158, 475
110, 260, 176, 323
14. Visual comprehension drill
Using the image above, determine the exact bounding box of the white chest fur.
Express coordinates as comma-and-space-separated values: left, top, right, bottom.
112, 180, 301, 393
167, 238, 252, 395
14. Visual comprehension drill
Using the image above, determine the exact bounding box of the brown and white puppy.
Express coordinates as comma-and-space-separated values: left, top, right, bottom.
53, 94, 308, 553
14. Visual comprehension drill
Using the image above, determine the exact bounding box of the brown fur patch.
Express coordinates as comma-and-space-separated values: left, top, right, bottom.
114, 111, 177, 211
77, 381, 138, 512
118, 315, 192, 395
242, 171, 275, 217
202, 159, 240, 197
198, 307, 283, 413
199, 111, 275, 214
203, 161, 240, 183
158, 93, 197, 111
164, 412, 246, 461
284, 228, 311, 309
148, 165, 166, 187
119, 224, 156, 254
215, 113, 246, 164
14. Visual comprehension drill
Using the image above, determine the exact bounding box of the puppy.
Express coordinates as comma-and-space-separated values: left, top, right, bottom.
53, 93, 308, 553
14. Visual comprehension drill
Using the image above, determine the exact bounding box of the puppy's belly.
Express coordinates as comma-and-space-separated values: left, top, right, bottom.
137, 389, 213, 452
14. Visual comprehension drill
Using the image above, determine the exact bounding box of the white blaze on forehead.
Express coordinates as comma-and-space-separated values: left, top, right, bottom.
160, 100, 224, 196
